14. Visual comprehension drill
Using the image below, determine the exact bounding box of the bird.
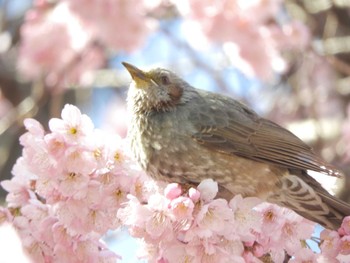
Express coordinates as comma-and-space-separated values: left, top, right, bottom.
122, 61, 350, 230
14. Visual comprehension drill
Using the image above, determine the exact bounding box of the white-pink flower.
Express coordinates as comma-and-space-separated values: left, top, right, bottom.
197, 179, 218, 202
228, 195, 262, 242
1, 159, 37, 207
145, 194, 173, 240
170, 196, 194, 223
49, 104, 94, 141
339, 216, 350, 236
117, 195, 149, 228
18, 1, 104, 89
175, 0, 309, 80
1, 179, 31, 208
256, 202, 285, 235
44, 132, 67, 161
279, 211, 315, 255
193, 199, 231, 238
188, 187, 201, 202
164, 183, 182, 200
23, 118, 45, 137
185, 236, 245, 263
320, 229, 341, 258
56, 198, 90, 235
340, 235, 350, 255
57, 171, 89, 199
62, 146, 97, 175
161, 242, 195, 263
289, 248, 317, 263
0, 207, 11, 225
52, 223, 72, 248
66, 0, 154, 52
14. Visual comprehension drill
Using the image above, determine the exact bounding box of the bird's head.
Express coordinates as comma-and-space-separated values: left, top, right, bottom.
123, 62, 194, 113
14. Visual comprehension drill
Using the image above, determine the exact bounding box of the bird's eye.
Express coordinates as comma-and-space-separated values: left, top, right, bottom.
160, 75, 170, 85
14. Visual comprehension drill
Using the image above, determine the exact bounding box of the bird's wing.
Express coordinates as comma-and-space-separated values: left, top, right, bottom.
189, 92, 342, 177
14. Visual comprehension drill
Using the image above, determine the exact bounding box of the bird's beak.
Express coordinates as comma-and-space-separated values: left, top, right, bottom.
122, 62, 151, 88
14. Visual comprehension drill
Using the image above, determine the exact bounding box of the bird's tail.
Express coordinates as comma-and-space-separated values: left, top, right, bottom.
268, 174, 350, 230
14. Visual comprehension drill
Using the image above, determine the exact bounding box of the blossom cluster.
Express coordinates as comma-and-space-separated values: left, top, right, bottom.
118, 180, 350, 263
0, 104, 149, 262
174, 0, 310, 80
18, 0, 153, 88
1, 104, 350, 262
17, 0, 311, 89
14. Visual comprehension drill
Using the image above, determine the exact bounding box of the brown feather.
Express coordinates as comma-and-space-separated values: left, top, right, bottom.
268, 173, 350, 230
191, 91, 342, 177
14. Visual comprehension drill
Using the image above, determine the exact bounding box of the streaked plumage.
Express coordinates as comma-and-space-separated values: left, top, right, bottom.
123, 62, 350, 230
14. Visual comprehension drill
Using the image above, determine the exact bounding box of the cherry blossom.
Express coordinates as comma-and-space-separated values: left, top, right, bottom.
229, 195, 262, 242
174, 0, 310, 80
340, 235, 350, 255
321, 230, 341, 258
289, 248, 317, 263
49, 104, 94, 141
164, 183, 182, 200
65, 0, 154, 52
1, 105, 126, 261
339, 216, 350, 236
2, 104, 350, 262
196, 178, 218, 202
169, 196, 194, 222
18, 0, 105, 89
18, 0, 155, 89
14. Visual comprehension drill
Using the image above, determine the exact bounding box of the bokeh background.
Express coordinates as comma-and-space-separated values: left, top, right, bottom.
1, 0, 350, 261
